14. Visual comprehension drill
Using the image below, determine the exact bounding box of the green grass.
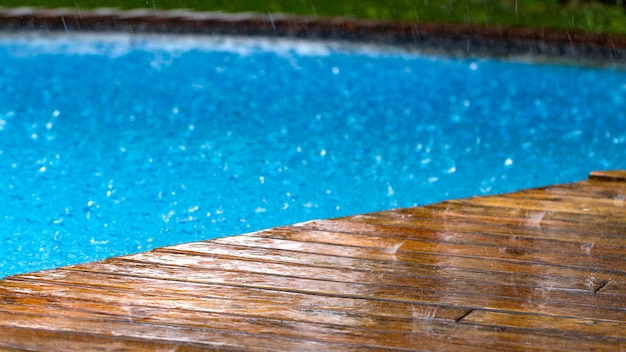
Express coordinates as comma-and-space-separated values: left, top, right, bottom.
2, 0, 626, 35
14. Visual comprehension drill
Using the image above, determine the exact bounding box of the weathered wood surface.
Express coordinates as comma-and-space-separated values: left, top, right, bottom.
1, 170, 625, 351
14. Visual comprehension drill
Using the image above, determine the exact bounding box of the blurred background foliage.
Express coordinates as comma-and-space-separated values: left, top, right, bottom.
1, 0, 625, 34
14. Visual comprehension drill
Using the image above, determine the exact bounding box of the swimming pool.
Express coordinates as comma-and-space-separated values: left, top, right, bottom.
1, 33, 625, 278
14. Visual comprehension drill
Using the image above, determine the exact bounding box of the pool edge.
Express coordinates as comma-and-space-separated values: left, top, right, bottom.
1, 7, 626, 65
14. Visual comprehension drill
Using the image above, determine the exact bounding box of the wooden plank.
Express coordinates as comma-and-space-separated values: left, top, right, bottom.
589, 170, 626, 182
597, 279, 626, 295
0, 326, 225, 352
249, 226, 626, 274
174, 236, 619, 278
442, 196, 625, 220
1, 289, 621, 352
161, 241, 616, 293
378, 204, 626, 243
0, 311, 394, 352
0, 299, 468, 351
24, 259, 623, 322
163, 236, 626, 300
116, 253, 624, 306
0, 278, 466, 325
502, 188, 626, 206
430, 192, 625, 222
460, 309, 626, 340
6, 262, 625, 325
292, 216, 626, 258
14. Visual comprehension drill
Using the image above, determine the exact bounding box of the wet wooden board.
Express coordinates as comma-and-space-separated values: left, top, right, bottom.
1, 170, 625, 351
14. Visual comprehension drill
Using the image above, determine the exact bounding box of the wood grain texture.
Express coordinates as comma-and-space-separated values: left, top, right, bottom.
1, 170, 625, 351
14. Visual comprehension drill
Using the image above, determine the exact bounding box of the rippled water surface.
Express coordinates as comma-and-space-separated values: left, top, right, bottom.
1, 33, 625, 277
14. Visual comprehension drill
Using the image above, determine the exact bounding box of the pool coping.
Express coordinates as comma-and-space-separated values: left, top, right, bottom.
1, 7, 626, 64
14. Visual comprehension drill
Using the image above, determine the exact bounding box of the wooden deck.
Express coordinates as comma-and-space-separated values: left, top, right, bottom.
1, 170, 625, 351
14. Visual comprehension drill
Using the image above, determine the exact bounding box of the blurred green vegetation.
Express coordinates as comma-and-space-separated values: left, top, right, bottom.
2, 0, 626, 34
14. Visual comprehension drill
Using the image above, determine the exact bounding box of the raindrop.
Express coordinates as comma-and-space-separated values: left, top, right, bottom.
444, 166, 456, 174
580, 242, 594, 255
268, 12, 276, 31
527, 211, 545, 228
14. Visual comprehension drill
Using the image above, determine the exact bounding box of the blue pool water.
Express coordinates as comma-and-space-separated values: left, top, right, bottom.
1, 33, 625, 278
